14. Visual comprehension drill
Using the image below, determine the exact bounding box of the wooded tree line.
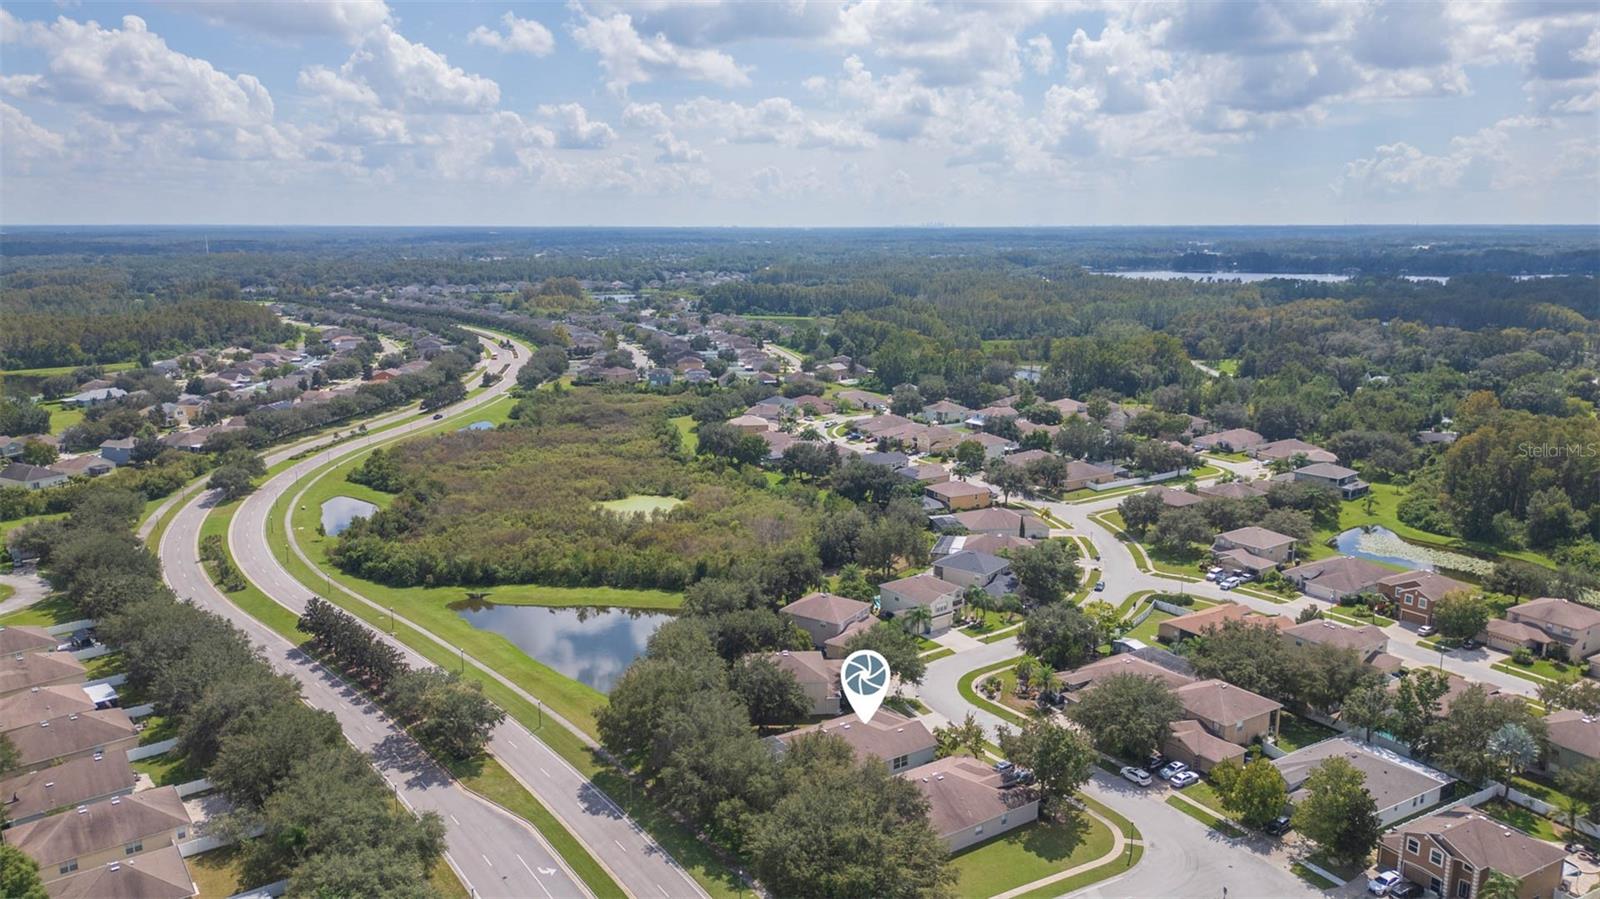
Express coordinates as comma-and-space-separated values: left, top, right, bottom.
2, 298, 292, 370
17, 490, 450, 896
299, 597, 505, 761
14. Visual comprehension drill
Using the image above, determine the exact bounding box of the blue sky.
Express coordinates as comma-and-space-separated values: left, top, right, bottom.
1, 1, 1596, 225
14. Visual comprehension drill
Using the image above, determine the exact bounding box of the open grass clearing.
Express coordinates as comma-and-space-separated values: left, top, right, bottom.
1274, 712, 1340, 752
597, 494, 685, 516
948, 811, 1115, 898
0, 593, 79, 627
1165, 795, 1245, 837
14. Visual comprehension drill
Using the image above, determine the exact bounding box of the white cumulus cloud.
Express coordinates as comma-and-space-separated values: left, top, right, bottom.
468, 12, 555, 56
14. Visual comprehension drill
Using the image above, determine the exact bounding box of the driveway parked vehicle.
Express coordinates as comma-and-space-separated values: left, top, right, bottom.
1264, 815, 1292, 836
1388, 882, 1422, 899
1120, 766, 1153, 787
1368, 871, 1403, 896
1159, 761, 1189, 780
1417, 624, 1437, 637
1169, 771, 1200, 788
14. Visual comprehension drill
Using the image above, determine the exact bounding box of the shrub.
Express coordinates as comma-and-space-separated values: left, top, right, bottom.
1511, 647, 1534, 666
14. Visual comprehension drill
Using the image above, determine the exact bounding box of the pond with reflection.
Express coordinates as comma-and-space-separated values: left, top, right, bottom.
452, 601, 671, 693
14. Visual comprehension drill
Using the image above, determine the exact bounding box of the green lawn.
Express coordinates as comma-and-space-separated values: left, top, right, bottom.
1275, 712, 1339, 752
1210, 359, 1241, 376
948, 813, 1115, 898
1496, 656, 1578, 682
1512, 773, 1577, 808
921, 646, 955, 662
1124, 609, 1174, 644
131, 750, 204, 787
670, 415, 699, 453
1323, 605, 1396, 628
0, 361, 137, 378
961, 607, 1014, 636
1290, 862, 1339, 890
1165, 795, 1245, 837
1179, 780, 1230, 818
189, 845, 246, 899
0, 584, 11, 605
1478, 798, 1565, 842
40, 401, 84, 435
81, 651, 124, 681
0, 593, 79, 627
957, 656, 1031, 727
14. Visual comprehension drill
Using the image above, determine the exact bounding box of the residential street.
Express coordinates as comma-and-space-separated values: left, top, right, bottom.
217, 334, 706, 899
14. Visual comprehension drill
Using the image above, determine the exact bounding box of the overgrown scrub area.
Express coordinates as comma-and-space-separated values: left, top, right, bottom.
14, 491, 454, 897
332, 388, 824, 590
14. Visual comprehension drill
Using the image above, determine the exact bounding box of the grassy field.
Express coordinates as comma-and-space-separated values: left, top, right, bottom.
0, 583, 11, 605
0, 361, 138, 378
957, 656, 1030, 727
189, 845, 247, 898
131, 750, 204, 787
1315, 482, 1555, 571
1165, 795, 1245, 837
1275, 712, 1339, 752
1322, 605, 1397, 628
948, 813, 1115, 898
1124, 609, 1174, 644
0, 593, 78, 627
1291, 861, 1339, 889
670, 414, 699, 453
597, 494, 685, 516
40, 401, 84, 435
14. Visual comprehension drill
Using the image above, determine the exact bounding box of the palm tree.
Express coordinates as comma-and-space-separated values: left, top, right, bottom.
963, 586, 991, 628
1488, 723, 1539, 797
901, 605, 934, 636
1479, 871, 1520, 899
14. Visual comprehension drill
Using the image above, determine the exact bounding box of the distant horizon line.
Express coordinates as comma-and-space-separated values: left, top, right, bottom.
3, 222, 1597, 230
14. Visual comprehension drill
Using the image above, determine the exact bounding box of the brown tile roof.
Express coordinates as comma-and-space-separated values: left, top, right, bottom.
8, 709, 138, 768
0, 749, 138, 823
1215, 527, 1296, 553
1396, 808, 1566, 879
1485, 618, 1548, 645
926, 480, 992, 499
1282, 619, 1388, 655
1162, 603, 1254, 638
782, 593, 870, 627
8, 786, 189, 868
0, 626, 61, 656
1510, 597, 1600, 632
1176, 679, 1281, 726
1376, 570, 1471, 603
1273, 737, 1449, 810
46, 845, 195, 899
1546, 709, 1600, 761
774, 709, 935, 764
903, 757, 1033, 837
951, 508, 1021, 531
1165, 719, 1246, 767
1282, 557, 1393, 595
765, 651, 842, 694
1060, 654, 1195, 692
0, 652, 85, 696
0, 686, 98, 732
880, 574, 961, 606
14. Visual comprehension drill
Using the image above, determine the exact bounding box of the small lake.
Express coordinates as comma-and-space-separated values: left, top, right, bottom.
452, 602, 670, 693
1332, 526, 1495, 577
321, 496, 378, 536
459, 420, 494, 431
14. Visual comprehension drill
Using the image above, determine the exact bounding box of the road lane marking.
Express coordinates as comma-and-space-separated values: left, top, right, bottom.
539, 768, 551, 778
450, 814, 460, 825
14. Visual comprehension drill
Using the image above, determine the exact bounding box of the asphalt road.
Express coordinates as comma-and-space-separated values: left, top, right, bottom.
158, 335, 593, 898
218, 334, 706, 899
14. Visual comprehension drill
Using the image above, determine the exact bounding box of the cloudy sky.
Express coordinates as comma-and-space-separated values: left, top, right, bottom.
2, 0, 1597, 225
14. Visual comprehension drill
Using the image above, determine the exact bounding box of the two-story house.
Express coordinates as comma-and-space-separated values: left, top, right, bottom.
1292, 462, 1370, 499
779, 592, 874, 658
1487, 597, 1600, 662
1378, 570, 1472, 628
877, 574, 962, 635
1377, 807, 1564, 899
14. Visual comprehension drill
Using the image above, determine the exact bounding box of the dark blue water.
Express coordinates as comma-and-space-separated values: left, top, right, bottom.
453, 604, 670, 693
321, 496, 378, 536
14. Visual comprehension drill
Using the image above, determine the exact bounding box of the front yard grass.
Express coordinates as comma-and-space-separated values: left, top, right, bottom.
1165, 794, 1245, 837
1323, 605, 1396, 628
81, 651, 124, 681
0, 593, 79, 628
1275, 711, 1340, 752
1290, 861, 1339, 889
958, 656, 1030, 727
1497, 655, 1579, 682
948, 812, 1115, 898
962, 607, 1014, 636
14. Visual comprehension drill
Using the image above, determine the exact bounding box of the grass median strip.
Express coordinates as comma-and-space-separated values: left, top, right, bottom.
957, 655, 1030, 727
1164, 794, 1245, 838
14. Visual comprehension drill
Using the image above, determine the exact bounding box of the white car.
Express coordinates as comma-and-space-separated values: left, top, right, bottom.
1417, 624, 1438, 637
1159, 761, 1189, 780
1169, 771, 1200, 788
1368, 871, 1403, 896
1205, 567, 1222, 581
1120, 766, 1153, 787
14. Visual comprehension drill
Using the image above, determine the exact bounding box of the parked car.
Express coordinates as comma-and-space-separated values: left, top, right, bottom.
1120, 766, 1152, 787
1159, 761, 1189, 780
1145, 754, 1167, 772
1264, 815, 1292, 836
1368, 871, 1403, 896
1417, 624, 1437, 637
1220, 577, 1240, 590
1205, 567, 1222, 581
1461, 638, 1481, 650
1169, 771, 1200, 788
1388, 882, 1422, 899
1094, 580, 1106, 591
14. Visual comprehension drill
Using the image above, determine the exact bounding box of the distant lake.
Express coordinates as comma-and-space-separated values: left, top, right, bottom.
452, 602, 670, 693
459, 420, 494, 431
1333, 526, 1430, 570
321, 496, 378, 536
1094, 270, 1351, 283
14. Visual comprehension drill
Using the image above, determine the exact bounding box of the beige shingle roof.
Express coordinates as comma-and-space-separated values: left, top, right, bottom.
0, 749, 137, 823
8, 786, 188, 868
1395, 808, 1566, 879
1176, 679, 1281, 726
0, 686, 99, 733
880, 573, 961, 606
775, 709, 935, 764
0, 652, 85, 696
1510, 597, 1600, 632
8, 709, 138, 768
0, 626, 61, 655
1546, 709, 1600, 761
781, 593, 870, 627
903, 757, 1032, 837
46, 845, 195, 899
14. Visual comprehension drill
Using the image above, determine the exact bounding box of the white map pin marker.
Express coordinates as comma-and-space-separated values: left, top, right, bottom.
841, 649, 891, 723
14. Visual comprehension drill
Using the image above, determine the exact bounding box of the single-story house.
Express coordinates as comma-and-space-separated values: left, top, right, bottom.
904, 756, 1039, 852
1192, 428, 1265, 453
0, 464, 69, 492
1541, 709, 1600, 774
1214, 549, 1282, 579
1062, 460, 1117, 492
877, 574, 963, 635
765, 650, 844, 717
62, 388, 127, 408
9, 786, 191, 881
1196, 480, 1270, 500
780, 593, 874, 653
728, 415, 773, 434
1281, 619, 1402, 675
1059, 654, 1195, 696
932, 533, 1035, 560
1378, 570, 1472, 628
1491, 597, 1600, 661
41, 842, 196, 899
0, 653, 87, 698
49, 457, 114, 479
1158, 603, 1256, 643
857, 451, 912, 470
1002, 449, 1055, 469
950, 507, 1048, 539
7, 709, 140, 769
1281, 556, 1393, 602
1386, 672, 1500, 718
1049, 398, 1087, 417
769, 709, 936, 773
1147, 486, 1203, 508
1274, 737, 1450, 825
837, 390, 888, 411
1377, 808, 1565, 899
925, 480, 994, 511
964, 432, 1015, 460
897, 463, 950, 485
932, 551, 1014, 593
0, 625, 64, 656
1292, 462, 1370, 499
0, 749, 138, 827
789, 395, 836, 416
1212, 527, 1297, 565
1250, 439, 1338, 465
856, 414, 914, 437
